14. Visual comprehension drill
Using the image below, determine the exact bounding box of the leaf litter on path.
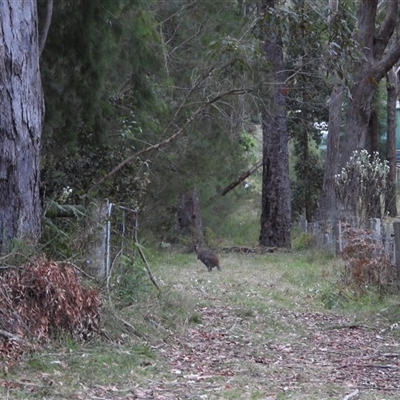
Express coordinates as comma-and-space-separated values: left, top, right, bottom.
134, 288, 400, 399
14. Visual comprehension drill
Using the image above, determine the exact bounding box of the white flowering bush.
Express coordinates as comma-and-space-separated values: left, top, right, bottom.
335, 150, 389, 219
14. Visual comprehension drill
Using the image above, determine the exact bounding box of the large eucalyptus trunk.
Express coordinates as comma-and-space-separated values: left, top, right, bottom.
340, 66, 377, 167
259, 0, 291, 248
0, 1, 43, 253
341, 0, 400, 167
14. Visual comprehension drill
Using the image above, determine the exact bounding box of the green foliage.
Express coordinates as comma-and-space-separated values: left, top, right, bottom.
325, 1, 361, 85
280, 1, 330, 222
109, 255, 152, 306
200, 188, 261, 247
188, 312, 202, 324
41, 201, 93, 261
0, 238, 37, 266
320, 289, 350, 310
41, 217, 74, 259
291, 151, 324, 221
138, 0, 263, 239
40, 0, 163, 207
39, 0, 264, 249
239, 131, 256, 153
291, 232, 316, 250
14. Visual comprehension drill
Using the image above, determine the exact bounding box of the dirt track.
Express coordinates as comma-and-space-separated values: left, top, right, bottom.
132, 265, 400, 399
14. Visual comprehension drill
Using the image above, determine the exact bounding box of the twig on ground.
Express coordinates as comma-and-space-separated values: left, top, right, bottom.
0, 329, 23, 342
364, 364, 399, 369
324, 324, 371, 330
57, 261, 95, 280
228, 318, 239, 332
136, 243, 162, 298
343, 388, 359, 400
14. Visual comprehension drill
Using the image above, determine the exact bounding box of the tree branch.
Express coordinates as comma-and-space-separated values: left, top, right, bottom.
221, 159, 262, 196
356, 0, 378, 58
90, 87, 252, 192
374, 0, 398, 58
373, 37, 400, 79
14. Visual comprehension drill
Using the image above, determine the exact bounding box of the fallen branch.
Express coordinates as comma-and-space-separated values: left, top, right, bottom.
364, 364, 399, 369
221, 159, 263, 196
136, 243, 162, 298
0, 329, 23, 342
343, 389, 359, 400
57, 261, 95, 280
324, 324, 371, 330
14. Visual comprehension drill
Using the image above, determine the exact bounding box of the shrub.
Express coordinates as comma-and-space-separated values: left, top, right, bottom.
340, 226, 395, 297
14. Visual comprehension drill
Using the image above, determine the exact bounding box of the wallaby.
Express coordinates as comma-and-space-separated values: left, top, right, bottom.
193, 243, 221, 272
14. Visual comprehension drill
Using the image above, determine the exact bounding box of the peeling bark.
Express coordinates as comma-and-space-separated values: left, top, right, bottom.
0, 1, 43, 253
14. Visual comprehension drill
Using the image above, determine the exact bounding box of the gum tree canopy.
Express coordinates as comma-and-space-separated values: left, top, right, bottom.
0, 1, 44, 253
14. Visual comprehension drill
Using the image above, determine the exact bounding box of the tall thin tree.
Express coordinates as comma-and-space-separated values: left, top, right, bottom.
385, 68, 399, 216
316, 0, 343, 222
259, 0, 291, 248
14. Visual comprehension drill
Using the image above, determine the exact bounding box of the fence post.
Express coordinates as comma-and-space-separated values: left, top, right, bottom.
385, 223, 390, 255
393, 221, 400, 287
369, 218, 381, 245
299, 215, 307, 233
336, 220, 342, 254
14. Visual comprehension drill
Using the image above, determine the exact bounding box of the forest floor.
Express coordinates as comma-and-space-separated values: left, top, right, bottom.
2, 249, 400, 399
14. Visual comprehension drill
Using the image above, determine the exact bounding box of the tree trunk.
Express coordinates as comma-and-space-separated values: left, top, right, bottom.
385, 68, 398, 216
316, 0, 342, 222
175, 190, 204, 244
367, 107, 379, 155
316, 84, 343, 222
340, 67, 377, 167
366, 105, 381, 218
259, 0, 291, 248
338, 0, 400, 221
0, 1, 43, 253
341, 0, 400, 167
